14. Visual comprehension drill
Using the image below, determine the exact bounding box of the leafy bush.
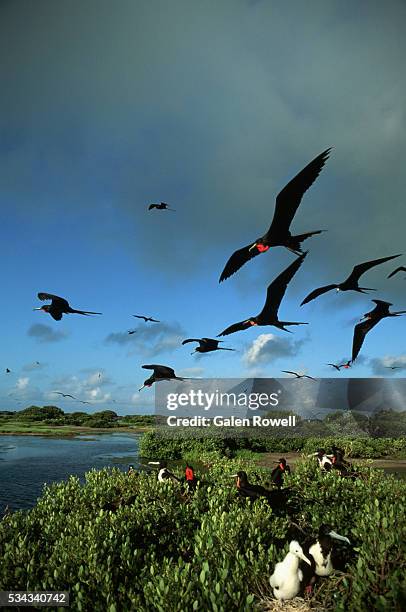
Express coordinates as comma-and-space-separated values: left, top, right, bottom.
0, 457, 405, 611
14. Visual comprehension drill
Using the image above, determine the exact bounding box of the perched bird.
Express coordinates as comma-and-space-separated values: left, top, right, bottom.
281, 370, 316, 381
387, 266, 406, 279
34, 293, 102, 321
133, 315, 160, 323
352, 300, 406, 362
301, 524, 350, 582
231, 471, 297, 513
158, 467, 181, 483
182, 338, 235, 355
269, 541, 311, 601
310, 449, 333, 471
219, 148, 331, 282
139, 365, 184, 391
218, 253, 307, 336
148, 202, 175, 211
301, 254, 401, 306
271, 458, 291, 487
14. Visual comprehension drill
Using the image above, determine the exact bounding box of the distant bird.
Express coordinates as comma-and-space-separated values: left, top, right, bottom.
79, 400, 91, 405
218, 253, 307, 336
281, 370, 316, 381
301, 254, 401, 306
128, 330, 137, 335
133, 315, 160, 323
148, 202, 175, 211
326, 363, 341, 371
269, 541, 311, 601
339, 360, 351, 369
385, 365, 402, 370
352, 300, 406, 362
53, 392, 77, 400
219, 148, 331, 282
5, 368, 11, 374
34, 293, 102, 321
271, 458, 291, 487
387, 266, 406, 279
139, 365, 184, 391
182, 338, 235, 355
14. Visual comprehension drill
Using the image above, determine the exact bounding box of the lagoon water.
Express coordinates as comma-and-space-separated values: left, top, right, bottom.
0, 433, 141, 512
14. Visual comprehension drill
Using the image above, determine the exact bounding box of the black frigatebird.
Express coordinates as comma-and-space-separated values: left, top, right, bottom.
218, 253, 308, 336
301, 254, 401, 306
281, 370, 316, 381
385, 365, 402, 370
139, 365, 184, 391
351, 300, 406, 362
182, 338, 235, 355
148, 202, 175, 211
53, 392, 77, 400
133, 315, 160, 323
326, 363, 341, 371
387, 266, 406, 279
128, 330, 137, 335
5, 368, 11, 374
219, 148, 331, 282
34, 293, 102, 321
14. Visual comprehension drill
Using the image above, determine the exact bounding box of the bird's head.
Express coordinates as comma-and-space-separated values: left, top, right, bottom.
249, 241, 269, 253
139, 377, 154, 391
289, 541, 312, 565
33, 305, 49, 313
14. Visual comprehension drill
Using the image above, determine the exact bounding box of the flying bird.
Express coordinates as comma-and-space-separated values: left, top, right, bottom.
218, 253, 308, 336
128, 330, 137, 335
326, 363, 341, 371
281, 370, 316, 381
148, 202, 175, 211
301, 254, 401, 306
182, 338, 235, 354
133, 315, 160, 323
352, 300, 406, 362
139, 365, 184, 391
34, 293, 102, 321
387, 266, 406, 279
5, 368, 11, 374
53, 392, 77, 400
385, 365, 402, 370
219, 148, 331, 282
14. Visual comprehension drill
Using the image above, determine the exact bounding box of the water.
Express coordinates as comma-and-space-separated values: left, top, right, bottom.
0, 433, 141, 512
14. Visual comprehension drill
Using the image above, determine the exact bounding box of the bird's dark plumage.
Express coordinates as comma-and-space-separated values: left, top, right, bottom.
219, 253, 308, 336
139, 364, 184, 390
35, 293, 102, 320
387, 266, 406, 279
182, 337, 235, 353
301, 254, 401, 306
133, 315, 160, 322
351, 300, 406, 362
219, 148, 331, 282
281, 370, 316, 381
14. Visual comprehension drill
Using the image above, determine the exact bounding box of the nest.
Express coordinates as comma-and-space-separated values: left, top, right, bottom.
257, 596, 327, 612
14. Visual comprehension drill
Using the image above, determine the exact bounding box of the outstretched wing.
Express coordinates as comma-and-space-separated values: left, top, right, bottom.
182, 338, 201, 345
345, 254, 402, 284
133, 315, 147, 321
142, 364, 176, 378
281, 371, 298, 376
37, 292, 70, 309
352, 318, 381, 362
219, 243, 261, 282
301, 284, 337, 306
267, 148, 331, 236
387, 266, 406, 279
148, 204, 157, 210
259, 252, 307, 320
218, 320, 252, 337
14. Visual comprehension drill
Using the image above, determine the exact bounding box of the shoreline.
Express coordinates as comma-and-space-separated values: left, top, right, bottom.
0, 426, 150, 438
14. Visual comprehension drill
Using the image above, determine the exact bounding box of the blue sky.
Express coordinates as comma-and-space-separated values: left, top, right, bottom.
1, 0, 405, 414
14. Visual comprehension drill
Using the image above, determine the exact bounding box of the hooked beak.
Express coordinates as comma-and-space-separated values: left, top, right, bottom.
299, 552, 312, 566
138, 385, 145, 392
230, 474, 238, 477
329, 530, 350, 544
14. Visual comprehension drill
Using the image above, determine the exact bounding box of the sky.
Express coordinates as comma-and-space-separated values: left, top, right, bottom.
0, 0, 405, 414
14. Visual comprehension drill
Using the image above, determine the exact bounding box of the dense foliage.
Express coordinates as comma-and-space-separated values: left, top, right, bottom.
0, 407, 154, 429
140, 430, 406, 460
0, 456, 405, 611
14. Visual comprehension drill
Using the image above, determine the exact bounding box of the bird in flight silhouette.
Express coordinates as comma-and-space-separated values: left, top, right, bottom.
301, 254, 401, 306
218, 253, 307, 336
219, 149, 331, 282
351, 300, 406, 362
182, 338, 235, 355
34, 293, 102, 321
133, 315, 160, 323
281, 370, 316, 381
387, 266, 406, 279
148, 202, 175, 211
139, 365, 185, 391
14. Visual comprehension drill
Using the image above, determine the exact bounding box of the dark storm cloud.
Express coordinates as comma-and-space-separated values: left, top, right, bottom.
27, 324, 68, 343
105, 321, 186, 356
1, 0, 405, 291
